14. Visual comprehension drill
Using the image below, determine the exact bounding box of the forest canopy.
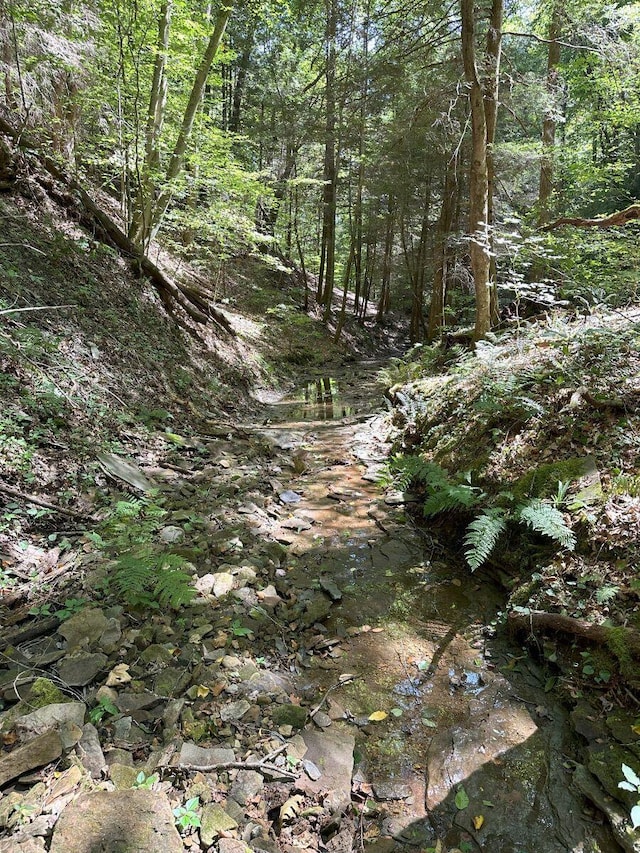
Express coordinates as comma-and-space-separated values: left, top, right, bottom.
1, 0, 639, 338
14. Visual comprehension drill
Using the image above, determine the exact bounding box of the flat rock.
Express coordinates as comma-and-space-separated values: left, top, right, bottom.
57, 653, 107, 687
220, 699, 251, 722
0, 729, 63, 787
159, 525, 184, 544
230, 769, 263, 805
15, 702, 86, 738
114, 691, 162, 713
297, 728, 355, 812
178, 743, 235, 768
372, 781, 412, 801
77, 723, 106, 779
218, 840, 252, 853
58, 608, 109, 651
49, 790, 182, 853
213, 571, 236, 598
200, 803, 239, 847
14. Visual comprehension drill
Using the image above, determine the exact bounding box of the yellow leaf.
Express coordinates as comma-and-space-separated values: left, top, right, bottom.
195, 685, 210, 698
368, 710, 388, 722
473, 814, 485, 830
631, 724, 640, 736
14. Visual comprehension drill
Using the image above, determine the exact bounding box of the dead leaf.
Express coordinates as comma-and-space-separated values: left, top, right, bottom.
105, 663, 131, 687
280, 795, 304, 823
473, 814, 485, 830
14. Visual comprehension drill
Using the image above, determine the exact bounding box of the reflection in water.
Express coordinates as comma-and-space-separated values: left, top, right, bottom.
295, 377, 355, 421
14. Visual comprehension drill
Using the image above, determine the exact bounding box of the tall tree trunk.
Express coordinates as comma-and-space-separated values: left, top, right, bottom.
428, 154, 458, 341
461, 0, 492, 341
484, 0, 502, 324
538, 2, 562, 225
143, 1, 234, 245
318, 0, 337, 313
376, 195, 395, 322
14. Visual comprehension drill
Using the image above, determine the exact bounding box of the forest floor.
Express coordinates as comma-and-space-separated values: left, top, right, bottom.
0, 180, 640, 852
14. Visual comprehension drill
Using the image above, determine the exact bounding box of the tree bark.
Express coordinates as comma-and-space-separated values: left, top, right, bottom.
428, 154, 458, 342
318, 0, 338, 315
541, 203, 640, 230
461, 0, 492, 341
484, 0, 503, 325
538, 2, 562, 225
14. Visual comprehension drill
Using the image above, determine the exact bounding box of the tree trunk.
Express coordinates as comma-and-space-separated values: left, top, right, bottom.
376, 195, 395, 322
538, 2, 562, 225
461, 0, 492, 341
428, 154, 458, 341
144, 1, 233, 244
484, 0, 503, 324
318, 0, 338, 314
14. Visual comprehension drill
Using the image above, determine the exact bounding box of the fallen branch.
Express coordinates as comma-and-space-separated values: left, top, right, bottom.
168, 743, 297, 780
508, 609, 640, 659
0, 480, 93, 521
0, 111, 235, 334
541, 203, 640, 231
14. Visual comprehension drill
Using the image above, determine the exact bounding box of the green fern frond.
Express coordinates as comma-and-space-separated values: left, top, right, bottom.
390, 456, 447, 492
423, 482, 481, 517
154, 557, 196, 608
110, 553, 155, 608
463, 510, 507, 571
109, 552, 195, 610
517, 499, 576, 550
595, 584, 619, 605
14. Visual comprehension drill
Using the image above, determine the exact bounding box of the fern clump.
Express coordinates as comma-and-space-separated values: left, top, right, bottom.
517, 499, 576, 550
463, 509, 508, 571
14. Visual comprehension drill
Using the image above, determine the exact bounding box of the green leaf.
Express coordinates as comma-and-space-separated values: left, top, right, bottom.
621, 763, 640, 788
455, 787, 470, 810
517, 499, 576, 550
463, 510, 507, 571
631, 804, 640, 829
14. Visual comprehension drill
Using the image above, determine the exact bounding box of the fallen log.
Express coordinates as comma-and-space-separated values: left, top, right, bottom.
0, 111, 235, 335
508, 609, 640, 659
541, 203, 640, 231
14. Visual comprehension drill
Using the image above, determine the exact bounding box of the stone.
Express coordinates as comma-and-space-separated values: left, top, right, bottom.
213, 572, 236, 598
220, 699, 251, 722
271, 703, 307, 730
98, 617, 122, 653
15, 702, 86, 739
178, 743, 235, 768
279, 490, 301, 504
109, 762, 140, 789
218, 840, 251, 853
49, 790, 183, 853
58, 608, 109, 651
296, 729, 355, 812
114, 691, 161, 713
57, 653, 107, 687
0, 730, 63, 787
230, 769, 263, 805
372, 781, 412, 801
77, 723, 106, 779
195, 573, 216, 595
159, 525, 184, 544
319, 577, 342, 602
200, 803, 239, 846
154, 666, 191, 697
256, 585, 282, 607
139, 644, 175, 666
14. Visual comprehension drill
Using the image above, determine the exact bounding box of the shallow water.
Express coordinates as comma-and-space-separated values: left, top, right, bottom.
256, 367, 621, 852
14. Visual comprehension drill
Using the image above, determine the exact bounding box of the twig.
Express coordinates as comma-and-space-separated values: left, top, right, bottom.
168, 744, 297, 780
310, 674, 356, 717
0, 304, 75, 315
0, 480, 94, 521
0, 243, 48, 256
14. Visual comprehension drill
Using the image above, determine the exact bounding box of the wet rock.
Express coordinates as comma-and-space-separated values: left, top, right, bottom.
15, 702, 86, 738
178, 743, 235, 768
57, 652, 107, 687
271, 703, 308, 730
230, 769, 263, 805
77, 723, 106, 779
372, 781, 412, 801
571, 701, 607, 742
587, 741, 640, 809
301, 592, 332, 626
319, 577, 342, 602
58, 608, 109, 651
0, 730, 64, 787
297, 729, 355, 811
49, 790, 182, 853
200, 803, 239, 846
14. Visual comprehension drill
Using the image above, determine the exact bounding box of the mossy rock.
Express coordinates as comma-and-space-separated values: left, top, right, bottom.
513, 457, 592, 501
271, 703, 308, 730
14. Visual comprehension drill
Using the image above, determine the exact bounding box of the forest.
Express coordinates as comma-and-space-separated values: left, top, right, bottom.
1, 0, 640, 851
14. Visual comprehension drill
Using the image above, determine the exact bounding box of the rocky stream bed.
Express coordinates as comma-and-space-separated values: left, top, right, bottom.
0, 363, 639, 853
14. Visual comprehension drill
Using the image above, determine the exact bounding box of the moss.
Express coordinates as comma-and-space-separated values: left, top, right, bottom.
509, 576, 543, 607
30, 677, 66, 708
606, 626, 636, 682
513, 458, 589, 501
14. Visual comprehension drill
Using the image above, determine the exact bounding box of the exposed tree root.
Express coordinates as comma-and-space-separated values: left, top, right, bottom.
0, 111, 235, 335
508, 609, 640, 660
542, 203, 640, 231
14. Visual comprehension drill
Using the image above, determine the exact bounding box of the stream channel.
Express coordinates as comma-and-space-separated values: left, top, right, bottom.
252, 362, 621, 853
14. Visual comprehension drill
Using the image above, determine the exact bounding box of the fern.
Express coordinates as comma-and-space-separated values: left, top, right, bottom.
423, 482, 481, 517
463, 509, 508, 571
517, 499, 576, 550
595, 584, 619, 605
390, 456, 447, 492
109, 551, 195, 610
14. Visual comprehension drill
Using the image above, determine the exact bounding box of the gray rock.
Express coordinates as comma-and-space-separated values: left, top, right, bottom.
114, 691, 162, 713
57, 653, 107, 687
200, 803, 239, 846
195, 573, 216, 595
139, 643, 175, 666
154, 666, 191, 697
271, 703, 308, 730
109, 762, 139, 789
178, 743, 235, 768
0, 730, 64, 787
319, 577, 342, 602
159, 525, 184, 544
15, 702, 86, 738
58, 608, 108, 651
230, 769, 263, 805
98, 618, 122, 653
220, 699, 251, 722
372, 781, 412, 801
296, 729, 355, 812
77, 723, 106, 779
279, 490, 302, 504
218, 840, 251, 853
49, 790, 182, 853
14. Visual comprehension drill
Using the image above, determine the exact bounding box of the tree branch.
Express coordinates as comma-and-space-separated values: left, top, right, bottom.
541, 203, 640, 231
